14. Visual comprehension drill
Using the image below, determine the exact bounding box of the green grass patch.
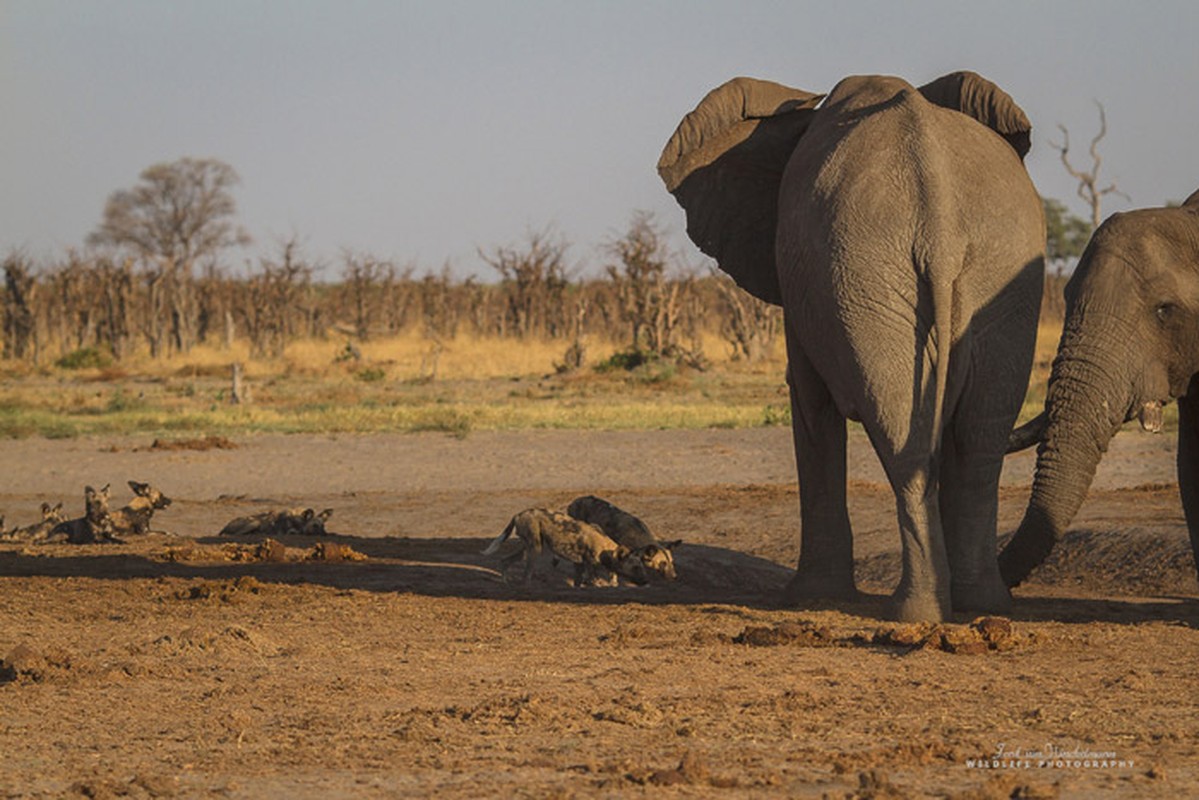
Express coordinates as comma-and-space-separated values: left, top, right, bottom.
55, 347, 114, 370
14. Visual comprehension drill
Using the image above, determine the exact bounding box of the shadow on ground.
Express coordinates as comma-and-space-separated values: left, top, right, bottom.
1, 527, 1196, 626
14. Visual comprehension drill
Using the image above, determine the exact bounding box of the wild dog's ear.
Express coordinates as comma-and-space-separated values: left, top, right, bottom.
658, 77, 823, 305
318, 508, 334, 521
52, 502, 63, 513
128, 480, 149, 495
41, 502, 52, 514
663, 539, 683, 550
918, 71, 1032, 159
300, 508, 315, 521
99, 484, 110, 497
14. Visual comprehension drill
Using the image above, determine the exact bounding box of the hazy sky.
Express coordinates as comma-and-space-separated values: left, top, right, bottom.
2, 1, 1196, 279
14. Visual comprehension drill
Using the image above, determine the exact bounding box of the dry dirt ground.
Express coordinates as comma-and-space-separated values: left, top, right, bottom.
0, 428, 1195, 799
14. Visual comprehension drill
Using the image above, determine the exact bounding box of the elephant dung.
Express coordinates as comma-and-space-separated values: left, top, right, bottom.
732, 621, 834, 647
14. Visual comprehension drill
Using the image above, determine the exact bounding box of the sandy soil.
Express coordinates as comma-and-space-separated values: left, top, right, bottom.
0, 427, 1195, 798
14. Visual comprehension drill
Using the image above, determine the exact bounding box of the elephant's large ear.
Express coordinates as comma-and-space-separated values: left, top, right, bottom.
918, 71, 1032, 160
658, 77, 822, 306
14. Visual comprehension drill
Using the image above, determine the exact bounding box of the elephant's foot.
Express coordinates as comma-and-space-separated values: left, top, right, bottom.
888, 590, 952, 623
951, 579, 1013, 616
782, 568, 859, 605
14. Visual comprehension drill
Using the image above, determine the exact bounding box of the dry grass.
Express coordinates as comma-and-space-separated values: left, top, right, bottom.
1, 322, 1140, 440
0, 331, 788, 438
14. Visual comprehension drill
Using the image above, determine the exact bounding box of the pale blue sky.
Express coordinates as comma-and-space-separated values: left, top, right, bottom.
2, 1, 1196, 278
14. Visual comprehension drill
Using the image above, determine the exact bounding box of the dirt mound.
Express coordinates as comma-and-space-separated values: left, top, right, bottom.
0, 642, 86, 683
854, 528, 1198, 598
145, 435, 238, 452
1029, 528, 1197, 595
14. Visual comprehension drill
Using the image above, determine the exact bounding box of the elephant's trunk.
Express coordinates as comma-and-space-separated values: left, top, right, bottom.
999, 327, 1131, 586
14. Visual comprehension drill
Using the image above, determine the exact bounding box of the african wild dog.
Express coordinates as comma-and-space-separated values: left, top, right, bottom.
109, 481, 173, 536
482, 508, 650, 587
47, 485, 116, 544
219, 507, 333, 537
0, 502, 67, 542
566, 495, 681, 581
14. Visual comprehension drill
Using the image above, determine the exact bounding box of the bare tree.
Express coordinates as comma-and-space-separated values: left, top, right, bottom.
242, 236, 313, 358
1051, 102, 1130, 230
713, 272, 781, 362
480, 228, 570, 338
87, 158, 250, 355
340, 251, 391, 341
88, 157, 251, 266
3, 254, 38, 360
604, 212, 699, 363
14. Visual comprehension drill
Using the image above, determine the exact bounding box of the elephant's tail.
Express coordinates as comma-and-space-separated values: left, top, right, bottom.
929, 275, 955, 461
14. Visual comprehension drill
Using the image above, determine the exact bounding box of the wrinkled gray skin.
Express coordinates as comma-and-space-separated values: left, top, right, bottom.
1000, 192, 1199, 586
659, 72, 1044, 621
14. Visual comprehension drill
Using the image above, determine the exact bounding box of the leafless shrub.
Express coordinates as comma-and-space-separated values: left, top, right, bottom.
241, 237, 313, 358
3, 254, 37, 360
480, 228, 571, 338
713, 273, 781, 362
603, 212, 703, 366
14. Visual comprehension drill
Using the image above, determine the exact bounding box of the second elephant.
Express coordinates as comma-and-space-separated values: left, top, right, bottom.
659, 72, 1045, 621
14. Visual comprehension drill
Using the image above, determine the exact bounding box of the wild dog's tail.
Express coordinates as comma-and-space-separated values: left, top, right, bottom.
482, 518, 517, 555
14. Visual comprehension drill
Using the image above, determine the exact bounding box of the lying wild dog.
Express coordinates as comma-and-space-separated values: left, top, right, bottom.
219, 507, 333, 537
109, 481, 173, 536
0, 502, 66, 542
483, 508, 651, 587
566, 495, 681, 581
46, 485, 116, 544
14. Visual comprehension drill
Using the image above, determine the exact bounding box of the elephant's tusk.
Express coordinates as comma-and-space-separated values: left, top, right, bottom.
1138, 401, 1164, 434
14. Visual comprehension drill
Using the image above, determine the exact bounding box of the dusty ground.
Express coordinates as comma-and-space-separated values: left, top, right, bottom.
0, 427, 1195, 798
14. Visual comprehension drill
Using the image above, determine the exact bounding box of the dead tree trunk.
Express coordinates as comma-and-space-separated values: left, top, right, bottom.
1052, 102, 1130, 229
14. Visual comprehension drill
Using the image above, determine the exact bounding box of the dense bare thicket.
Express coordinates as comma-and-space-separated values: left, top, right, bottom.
1, 244, 1069, 369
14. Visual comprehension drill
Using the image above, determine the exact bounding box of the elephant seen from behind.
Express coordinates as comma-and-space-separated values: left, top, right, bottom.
659, 71, 1045, 621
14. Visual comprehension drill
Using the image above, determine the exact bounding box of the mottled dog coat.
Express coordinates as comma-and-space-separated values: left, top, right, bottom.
109, 481, 172, 536
483, 508, 650, 587
0, 502, 66, 542
48, 485, 115, 544
567, 495, 681, 581
219, 507, 333, 537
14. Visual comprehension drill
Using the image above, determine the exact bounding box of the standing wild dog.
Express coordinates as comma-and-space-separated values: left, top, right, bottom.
47, 485, 115, 544
109, 481, 173, 536
0, 502, 66, 542
567, 495, 682, 581
483, 508, 650, 587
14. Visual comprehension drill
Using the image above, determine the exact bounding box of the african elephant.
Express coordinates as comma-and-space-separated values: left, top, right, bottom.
658, 72, 1044, 621
999, 192, 1199, 587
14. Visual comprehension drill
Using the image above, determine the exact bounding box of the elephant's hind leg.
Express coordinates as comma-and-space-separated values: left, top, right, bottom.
888, 464, 954, 622
940, 418, 1012, 614
782, 335, 858, 603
